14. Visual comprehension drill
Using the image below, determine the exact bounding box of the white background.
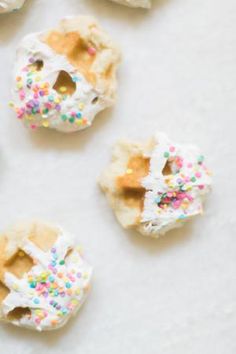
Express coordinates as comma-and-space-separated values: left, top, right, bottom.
0, 0, 236, 353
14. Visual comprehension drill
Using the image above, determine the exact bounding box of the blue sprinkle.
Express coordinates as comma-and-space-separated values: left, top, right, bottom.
49, 275, 55, 283
72, 76, 80, 82
179, 214, 186, 220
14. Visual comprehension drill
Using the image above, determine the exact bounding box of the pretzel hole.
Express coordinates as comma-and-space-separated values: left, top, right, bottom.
162, 161, 172, 176
5, 250, 34, 279
92, 96, 99, 104
0, 281, 9, 303
45, 31, 96, 84
53, 70, 76, 96
29, 59, 44, 72
7, 307, 31, 321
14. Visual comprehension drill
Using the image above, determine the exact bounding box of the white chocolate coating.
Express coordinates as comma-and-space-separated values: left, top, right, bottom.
11, 16, 121, 133
109, 0, 151, 8
0, 0, 25, 13
139, 133, 212, 236
0, 223, 92, 331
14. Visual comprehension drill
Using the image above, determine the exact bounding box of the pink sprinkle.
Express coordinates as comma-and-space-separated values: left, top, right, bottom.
178, 193, 186, 200
195, 172, 202, 178
187, 163, 193, 168
19, 90, 25, 100
45, 103, 52, 109
173, 200, 181, 209
198, 185, 205, 190
36, 284, 43, 291
187, 195, 193, 202
17, 109, 25, 119
30, 124, 37, 130
169, 146, 175, 153
68, 275, 76, 282
87, 47, 96, 56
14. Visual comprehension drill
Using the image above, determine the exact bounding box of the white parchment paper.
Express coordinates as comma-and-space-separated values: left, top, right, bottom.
0, 0, 235, 353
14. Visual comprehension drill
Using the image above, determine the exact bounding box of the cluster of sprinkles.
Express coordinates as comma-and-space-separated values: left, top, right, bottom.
10, 55, 93, 130
8, 240, 91, 329
142, 136, 212, 223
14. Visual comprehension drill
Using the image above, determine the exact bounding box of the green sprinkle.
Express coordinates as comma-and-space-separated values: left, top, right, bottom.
191, 176, 196, 182
59, 260, 65, 265
198, 155, 204, 164
164, 152, 170, 158
32, 108, 38, 114
61, 114, 67, 121
69, 117, 75, 124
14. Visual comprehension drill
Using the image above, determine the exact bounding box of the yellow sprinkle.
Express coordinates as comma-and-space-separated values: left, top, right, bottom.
76, 289, 81, 296
17, 83, 23, 89
35, 76, 41, 82
26, 115, 34, 121
71, 299, 79, 305
79, 103, 84, 110
126, 168, 133, 175
42, 121, 49, 128
9, 102, 15, 108
59, 86, 67, 93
